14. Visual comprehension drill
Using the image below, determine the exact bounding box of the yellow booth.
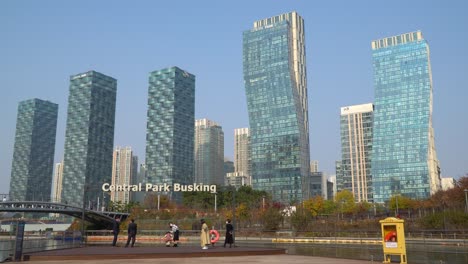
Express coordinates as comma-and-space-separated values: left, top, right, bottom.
379, 217, 407, 264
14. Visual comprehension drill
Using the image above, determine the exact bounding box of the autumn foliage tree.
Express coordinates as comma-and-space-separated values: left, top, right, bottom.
303, 195, 325, 217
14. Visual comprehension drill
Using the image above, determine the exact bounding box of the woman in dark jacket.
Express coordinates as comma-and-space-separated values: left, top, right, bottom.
223, 219, 233, 248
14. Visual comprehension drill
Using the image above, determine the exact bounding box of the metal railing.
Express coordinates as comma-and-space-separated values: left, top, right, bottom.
0, 230, 82, 262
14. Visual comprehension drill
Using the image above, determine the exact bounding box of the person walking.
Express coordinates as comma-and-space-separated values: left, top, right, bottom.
200, 219, 210, 250
125, 219, 137, 248
223, 218, 233, 248
111, 218, 120, 246
169, 222, 180, 247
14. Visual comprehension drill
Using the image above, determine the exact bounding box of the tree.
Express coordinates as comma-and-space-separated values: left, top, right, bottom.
144, 194, 175, 209
389, 195, 412, 211
335, 190, 356, 217
261, 207, 283, 231
322, 200, 337, 215
108, 200, 125, 212
291, 207, 312, 231
236, 203, 251, 228
303, 195, 324, 217
355, 201, 372, 218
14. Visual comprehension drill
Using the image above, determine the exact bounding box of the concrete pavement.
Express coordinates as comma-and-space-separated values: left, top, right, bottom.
24, 255, 375, 264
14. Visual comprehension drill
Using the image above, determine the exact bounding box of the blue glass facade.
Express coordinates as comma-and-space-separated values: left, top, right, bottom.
146, 67, 195, 193
61, 71, 117, 207
9, 99, 58, 201
243, 12, 310, 202
371, 31, 440, 203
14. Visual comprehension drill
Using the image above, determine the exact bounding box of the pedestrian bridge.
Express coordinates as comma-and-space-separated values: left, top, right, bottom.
0, 201, 129, 229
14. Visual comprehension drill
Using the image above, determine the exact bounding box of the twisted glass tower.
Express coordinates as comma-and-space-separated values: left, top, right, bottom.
146, 67, 195, 194
243, 12, 310, 202
9, 99, 58, 201
371, 31, 441, 203
61, 71, 117, 207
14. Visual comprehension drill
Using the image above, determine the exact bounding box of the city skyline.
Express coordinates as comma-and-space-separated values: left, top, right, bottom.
1, 1, 467, 194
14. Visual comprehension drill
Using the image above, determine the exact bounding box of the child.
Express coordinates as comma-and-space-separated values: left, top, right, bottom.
162, 231, 173, 247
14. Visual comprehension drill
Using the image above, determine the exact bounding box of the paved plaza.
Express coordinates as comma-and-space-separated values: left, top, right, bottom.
21, 245, 374, 263
25, 255, 374, 264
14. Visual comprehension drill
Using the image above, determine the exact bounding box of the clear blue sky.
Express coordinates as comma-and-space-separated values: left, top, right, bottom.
1, 0, 467, 194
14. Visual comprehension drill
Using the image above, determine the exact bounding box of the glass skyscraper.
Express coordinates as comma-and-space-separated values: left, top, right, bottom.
9, 99, 58, 201
339, 103, 374, 203
61, 71, 117, 207
146, 67, 195, 195
194, 119, 224, 186
371, 31, 441, 203
243, 12, 310, 202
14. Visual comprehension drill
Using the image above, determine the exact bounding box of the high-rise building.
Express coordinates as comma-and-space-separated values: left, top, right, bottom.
243, 11, 310, 202
132, 163, 147, 204
61, 71, 117, 207
226, 172, 251, 188
308, 172, 325, 199
371, 31, 441, 202
328, 175, 337, 200
195, 119, 224, 186
234, 128, 250, 177
146, 67, 195, 196
224, 158, 235, 176
326, 178, 334, 201
441, 177, 456, 191
339, 103, 374, 202
111, 147, 137, 203
52, 161, 63, 203
310, 160, 319, 173
9, 99, 58, 201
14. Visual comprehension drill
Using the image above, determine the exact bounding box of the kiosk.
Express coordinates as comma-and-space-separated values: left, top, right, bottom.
380, 217, 407, 264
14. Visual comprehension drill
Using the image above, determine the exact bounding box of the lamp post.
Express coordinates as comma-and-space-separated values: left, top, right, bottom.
340, 199, 345, 221
81, 185, 86, 245
231, 187, 236, 247
157, 194, 160, 210
395, 195, 399, 216
214, 192, 217, 213
464, 189, 468, 214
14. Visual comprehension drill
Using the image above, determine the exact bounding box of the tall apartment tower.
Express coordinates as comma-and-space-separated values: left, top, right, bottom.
61, 71, 117, 207
146, 67, 195, 194
111, 147, 137, 203
52, 162, 63, 203
234, 128, 250, 177
195, 119, 224, 186
339, 103, 374, 202
9, 99, 58, 201
243, 11, 310, 202
371, 31, 441, 202
310, 160, 319, 173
